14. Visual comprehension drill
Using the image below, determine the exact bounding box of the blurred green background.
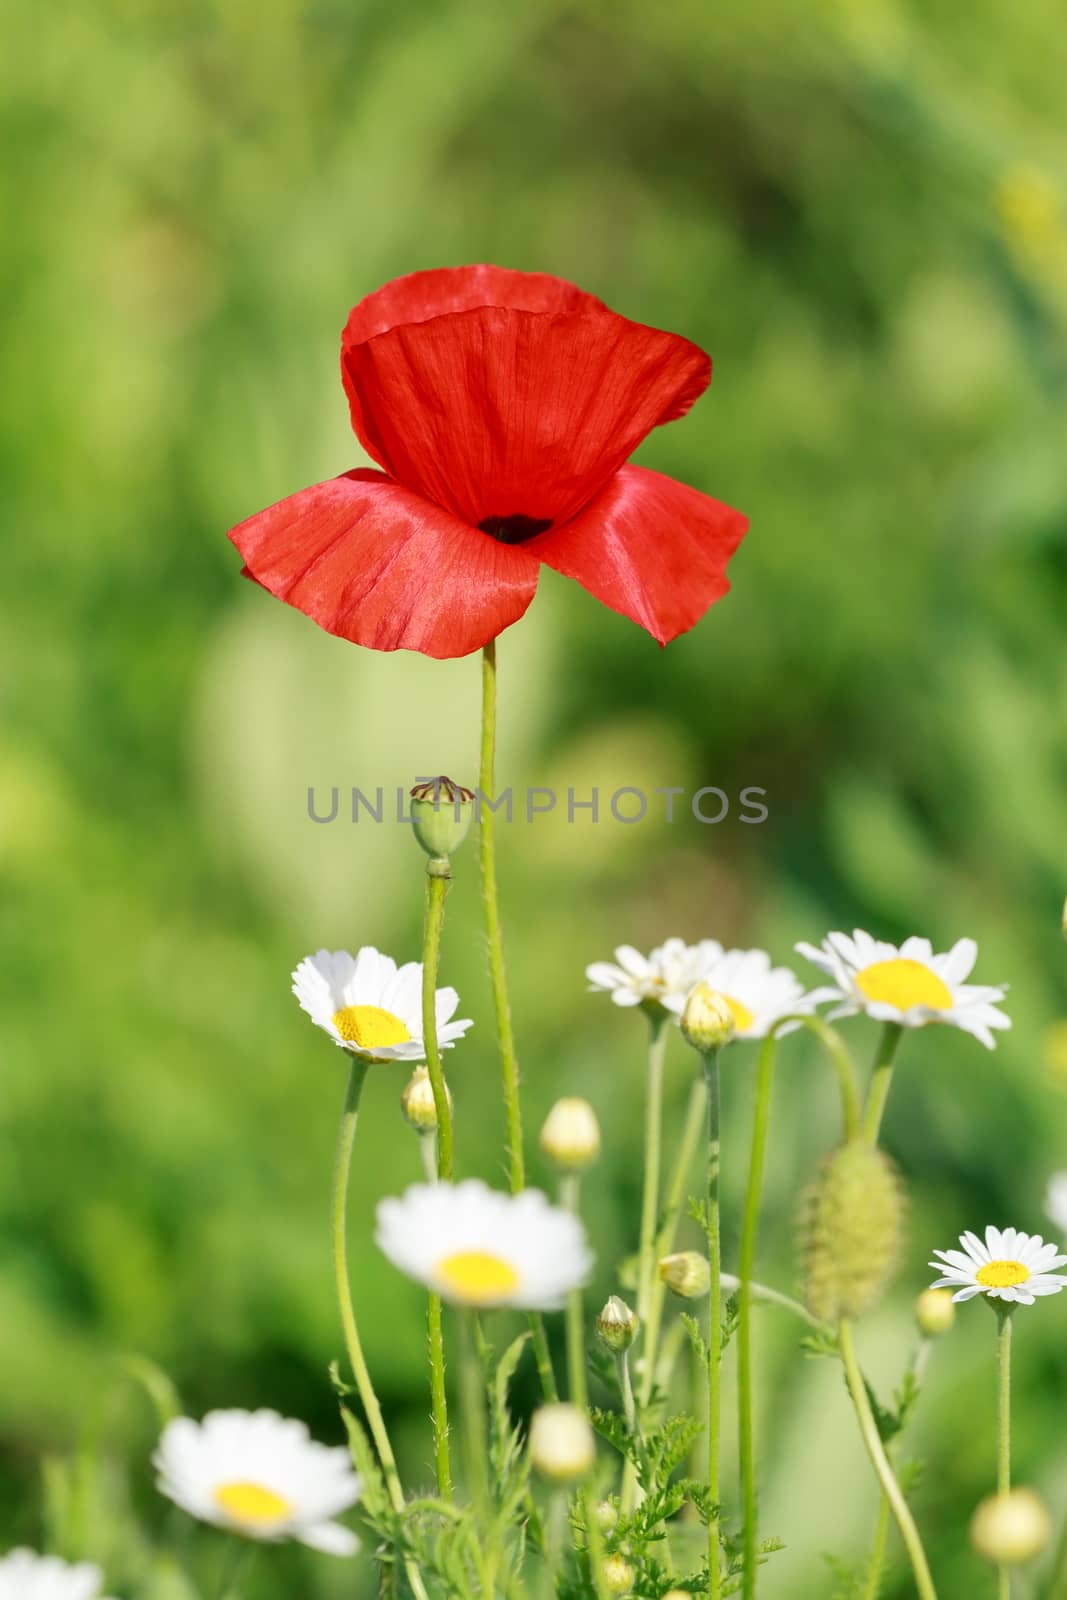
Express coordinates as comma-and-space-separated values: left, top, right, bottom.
2, 0, 1067, 1594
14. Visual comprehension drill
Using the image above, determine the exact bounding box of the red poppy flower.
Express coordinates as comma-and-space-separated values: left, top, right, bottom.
229, 266, 748, 659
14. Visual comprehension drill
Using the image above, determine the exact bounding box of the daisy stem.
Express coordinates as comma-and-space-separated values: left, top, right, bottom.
479, 639, 524, 1193
622, 1010, 668, 1512
479, 642, 558, 1404
838, 1318, 939, 1600
637, 1012, 669, 1343
421, 865, 454, 1178
738, 1031, 778, 1600
420, 862, 454, 1498
800, 1015, 861, 1140
640, 1076, 707, 1411
459, 1310, 490, 1511
996, 1307, 1013, 1600
704, 1049, 723, 1600
331, 1061, 430, 1600
861, 1023, 904, 1144
560, 1173, 587, 1410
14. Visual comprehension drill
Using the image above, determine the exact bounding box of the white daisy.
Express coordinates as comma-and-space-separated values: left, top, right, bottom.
586, 938, 722, 1016
1046, 1173, 1067, 1234
692, 946, 813, 1040
928, 1226, 1067, 1307
292, 946, 472, 1063
376, 1179, 594, 1309
0, 1551, 114, 1600
795, 930, 1010, 1048
155, 1409, 362, 1555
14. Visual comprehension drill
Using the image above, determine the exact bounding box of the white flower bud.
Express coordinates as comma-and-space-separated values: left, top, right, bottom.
596, 1295, 639, 1353
970, 1488, 1051, 1566
401, 1067, 451, 1132
659, 1250, 711, 1299
914, 1288, 955, 1338
602, 1555, 635, 1595
540, 1097, 601, 1171
528, 1402, 595, 1483
680, 983, 736, 1053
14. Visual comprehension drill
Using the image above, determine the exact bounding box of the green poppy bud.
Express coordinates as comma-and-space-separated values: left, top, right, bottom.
409, 777, 475, 867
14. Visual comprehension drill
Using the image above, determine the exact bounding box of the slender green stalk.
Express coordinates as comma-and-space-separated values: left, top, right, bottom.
861, 1338, 932, 1599
640, 1076, 706, 1409
421, 867, 454, 1177
622, 1010, 668, 1512
637, 1012, 669, 1336
838, 1319, 939, 1600
460, 1311, 490, 1507
479, 643, 558, 1402
719, 1273, 830, 1334
800, 1015, 861, 1140
705, 1052, 722, 1600
479, 639, 524, 1191
861, 1023, 904, 1144
418, 1131, 438, 1183
561, 1173, 587, 1410
331, 1061, 429, 1600
996, 1309, 1013, 1600
617, 1347, 637, 1434
737, 1031, 777, 1600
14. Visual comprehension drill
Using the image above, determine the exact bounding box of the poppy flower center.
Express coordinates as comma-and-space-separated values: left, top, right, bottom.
332, 1004, 412, 1050
436, 1249, 520, 1303
478, 514, 553, 545
976, 1259, 1030, 1289
215, 1480, 292, 1526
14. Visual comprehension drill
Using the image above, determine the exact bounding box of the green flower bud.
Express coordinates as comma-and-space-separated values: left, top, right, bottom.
970, 1488, 1052, 1566
409, 777, 475, 866
914, 1287, 956, 1338
528, 1402, 595, 1483
659, 1250, 711, 1300
680, 983, 736, 1053
595, 1499, 618, 1532
596, 1295, 639, 1352
540, 1097, 601, 1171
602, 1555, 635, 1595
401, 1066, 451, 1132
801, 1141, 903, 1321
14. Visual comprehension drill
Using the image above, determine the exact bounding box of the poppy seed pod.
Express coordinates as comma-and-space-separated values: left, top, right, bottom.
528, 1403, 595, 1483
596, 1295, 639, 1352
409, 777, 475, 865
659, 1250, 711, 1300
540, 1097, 601, 1171
680, 983, 736, 1054
801, 1141, 903, 1321
970, 1488, 1051, 1566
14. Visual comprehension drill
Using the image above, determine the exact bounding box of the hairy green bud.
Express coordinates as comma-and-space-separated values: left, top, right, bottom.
801, 1141, 903, 1321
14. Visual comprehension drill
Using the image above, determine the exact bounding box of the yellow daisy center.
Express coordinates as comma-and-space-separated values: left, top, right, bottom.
976, 1260, 1030, 1289
332, 1004, 412, 1050
855, 959, 953, 1013
722, 995, 754, 1032
436, 1249, 520, 1304
214, 1481, 292, 1526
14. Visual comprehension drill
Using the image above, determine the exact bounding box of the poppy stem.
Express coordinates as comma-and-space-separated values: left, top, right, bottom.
838, 1318, 939, 1600
479, 639, 524, 1191
479, 639, 558, 1402
331, 1060, 429, 1600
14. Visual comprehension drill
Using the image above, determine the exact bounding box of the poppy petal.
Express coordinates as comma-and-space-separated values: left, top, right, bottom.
527, 464, 748, 645
343, 264, 607, 344
341, 281, 710, 528
229, 469, 540, 658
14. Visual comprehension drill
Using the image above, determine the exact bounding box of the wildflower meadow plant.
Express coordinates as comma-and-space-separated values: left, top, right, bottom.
10, 267, 1067, 1600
